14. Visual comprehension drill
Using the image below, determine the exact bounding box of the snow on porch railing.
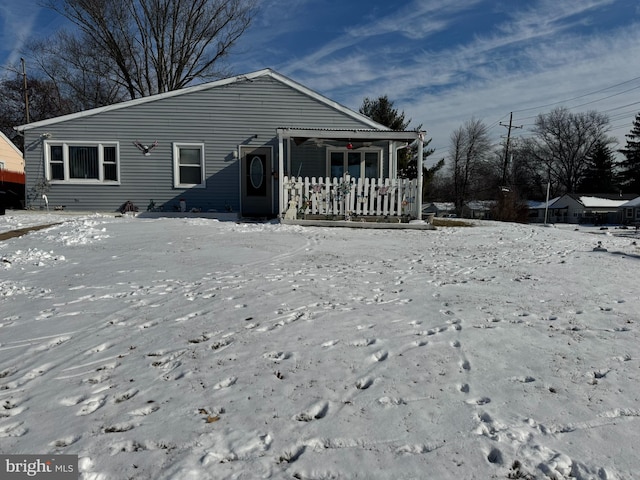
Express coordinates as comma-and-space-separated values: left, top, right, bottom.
282, 176, 419, 219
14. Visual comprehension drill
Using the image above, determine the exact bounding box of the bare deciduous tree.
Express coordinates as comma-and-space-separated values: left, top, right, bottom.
448, 118, 491, 213
529, 107, 614, 193
0, 74, 74, 150
43, 0, 256, 100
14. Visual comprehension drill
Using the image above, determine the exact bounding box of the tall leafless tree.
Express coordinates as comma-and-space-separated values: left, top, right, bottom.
42, 0, 256, 100
528, 107, 614, 193
448, 118, 491, 212
0, 74, 74, 150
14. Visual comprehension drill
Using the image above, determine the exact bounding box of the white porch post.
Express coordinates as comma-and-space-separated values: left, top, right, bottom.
388, 142, 395, 178
417, 133, 424, 219
278, 130, 285, 217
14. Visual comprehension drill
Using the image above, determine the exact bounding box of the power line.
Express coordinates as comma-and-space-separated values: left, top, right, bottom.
511, 74, 640, 114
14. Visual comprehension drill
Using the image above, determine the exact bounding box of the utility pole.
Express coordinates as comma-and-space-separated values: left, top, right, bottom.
499, 112, 522, 185
21, 58, 30, 124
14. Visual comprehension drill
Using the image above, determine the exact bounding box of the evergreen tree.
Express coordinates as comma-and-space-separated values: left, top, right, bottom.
359, 95, 433, 179
578, 140, 618, 193
618, 112, 640, 193
360, 96, 409, 131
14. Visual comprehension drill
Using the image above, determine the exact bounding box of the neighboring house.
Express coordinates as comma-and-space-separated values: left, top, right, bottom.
422, 202, 456, 217
0, 131, 25, 209
527, 197, 560, 223
15, 69, 425, 220
620, 196, 640, 225
546, 193, 638, 225
463, 200, 495, 219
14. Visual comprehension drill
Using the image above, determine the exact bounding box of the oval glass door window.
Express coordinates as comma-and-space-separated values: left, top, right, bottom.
249, 156, 264, 189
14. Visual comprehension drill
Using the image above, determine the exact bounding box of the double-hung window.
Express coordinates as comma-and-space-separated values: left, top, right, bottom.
328, 149, 381, 179
45, 141, 119, 183
173, 143, 205, 188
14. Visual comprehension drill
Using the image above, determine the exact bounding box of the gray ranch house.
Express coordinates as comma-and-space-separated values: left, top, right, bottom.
16, 69, 425, 221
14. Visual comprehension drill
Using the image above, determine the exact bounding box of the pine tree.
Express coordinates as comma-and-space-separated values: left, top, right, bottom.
618, 112, 640, 193
359, 96, 434, 179
578, 140, 618, 193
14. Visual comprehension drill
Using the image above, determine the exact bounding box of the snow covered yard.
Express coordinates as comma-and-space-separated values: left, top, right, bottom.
1, 211, 639, 479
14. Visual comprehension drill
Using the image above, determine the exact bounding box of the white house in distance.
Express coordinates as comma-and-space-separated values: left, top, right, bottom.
539, 193, 639, 225
0, 131, 25, 210
527, 197, 560, 223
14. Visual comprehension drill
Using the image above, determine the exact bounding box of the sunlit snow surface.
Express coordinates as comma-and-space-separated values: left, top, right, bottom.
1, 211, 639, 479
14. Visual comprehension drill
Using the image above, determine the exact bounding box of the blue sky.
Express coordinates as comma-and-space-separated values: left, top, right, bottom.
2, 0, 640, 163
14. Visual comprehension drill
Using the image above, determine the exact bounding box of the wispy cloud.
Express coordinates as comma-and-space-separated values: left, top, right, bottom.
0, 2, 39, 73
276, 0, 640, 158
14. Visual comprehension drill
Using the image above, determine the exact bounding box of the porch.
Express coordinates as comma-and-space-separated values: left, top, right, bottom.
276, 128, 426, 225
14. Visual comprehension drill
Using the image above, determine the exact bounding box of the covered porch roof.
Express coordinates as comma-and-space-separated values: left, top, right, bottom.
276, 127, 423, 144
276, 128, 426, 219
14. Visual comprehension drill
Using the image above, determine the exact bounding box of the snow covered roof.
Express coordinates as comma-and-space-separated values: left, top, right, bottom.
528, 197, 560, 209
578, 196, 630, 208
465, 200, 495, 210
620, 196, 640, 208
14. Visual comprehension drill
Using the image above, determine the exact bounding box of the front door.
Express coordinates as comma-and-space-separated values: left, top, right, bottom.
240, 146, 272, 217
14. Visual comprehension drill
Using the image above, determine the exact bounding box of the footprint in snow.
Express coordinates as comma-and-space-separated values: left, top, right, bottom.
50, 434, 81, 448
103, 422, 135, 433
355, 377, 374, 390
128, 405, 159, 416
214, 377, 237, 389
84, 342, 113, 354
466, 397, 491, 405
77, 395, 107, 416
294, 401, 329, 421
60, 394, 87, 406
371, 350, 389, 362
350, 338, 376, 347
31, 335, 72, 352
0, 421, 27, 437
113, 389, 138, 404
1, 398, 26, 418
263, 351, 291, 362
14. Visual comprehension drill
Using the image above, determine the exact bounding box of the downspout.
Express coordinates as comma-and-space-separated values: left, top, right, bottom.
277, 130, 284, 218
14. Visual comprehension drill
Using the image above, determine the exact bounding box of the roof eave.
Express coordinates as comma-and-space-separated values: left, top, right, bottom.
277, 128, 422, 143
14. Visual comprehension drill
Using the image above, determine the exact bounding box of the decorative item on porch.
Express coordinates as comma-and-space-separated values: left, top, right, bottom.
284, 198, 298, 220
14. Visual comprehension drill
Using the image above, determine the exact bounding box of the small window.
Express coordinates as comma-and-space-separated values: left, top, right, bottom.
45, 142, 119, 183
103, 146, 118, 181
173, 143, 205, 188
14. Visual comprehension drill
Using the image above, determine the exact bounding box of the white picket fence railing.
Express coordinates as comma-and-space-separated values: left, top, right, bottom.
282, 175, 419, 218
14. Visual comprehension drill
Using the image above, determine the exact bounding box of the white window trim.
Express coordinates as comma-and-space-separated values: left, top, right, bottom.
173, 142, 206, 188
44, 140, 121, 184
326, 148, 382, 178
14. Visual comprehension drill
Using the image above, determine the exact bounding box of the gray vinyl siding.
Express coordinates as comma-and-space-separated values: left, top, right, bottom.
24, 76, 377, 212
